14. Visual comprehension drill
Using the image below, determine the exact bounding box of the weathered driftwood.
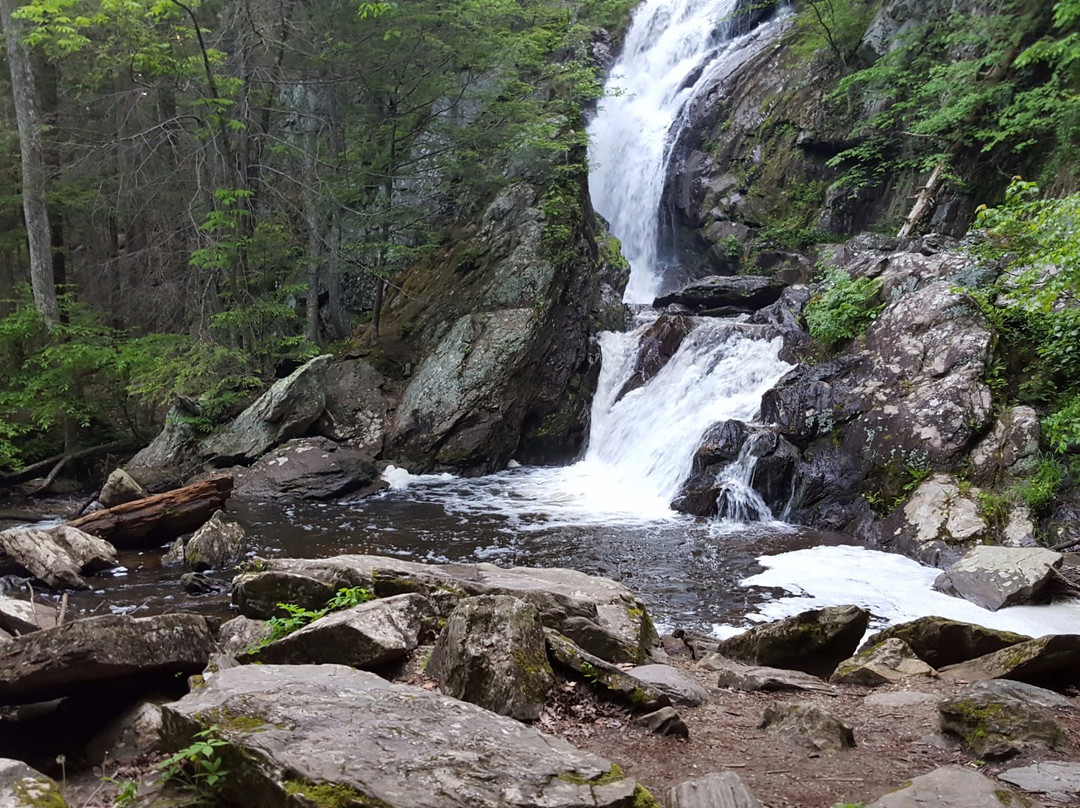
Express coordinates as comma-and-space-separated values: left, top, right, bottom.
897, 162, 946, 239
66, 475, 233, 549
0, 439, 135, 488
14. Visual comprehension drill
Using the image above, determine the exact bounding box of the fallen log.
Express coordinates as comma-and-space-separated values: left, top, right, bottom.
66, 475, 234, 549
0, 440, 136, 489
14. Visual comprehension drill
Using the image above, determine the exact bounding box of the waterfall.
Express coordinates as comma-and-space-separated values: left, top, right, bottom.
588, 0, 786, 304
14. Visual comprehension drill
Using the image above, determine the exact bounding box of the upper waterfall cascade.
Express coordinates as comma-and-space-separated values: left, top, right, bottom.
588, 0, 785, 304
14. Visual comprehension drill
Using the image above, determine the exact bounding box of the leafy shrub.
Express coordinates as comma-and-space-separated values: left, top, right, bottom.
250, 586, 373, 652
1008, 455, 1066, 512
804, 267, 884, 349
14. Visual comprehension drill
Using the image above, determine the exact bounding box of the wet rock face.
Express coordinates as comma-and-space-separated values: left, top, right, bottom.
653, 275, 787, 314
161, 664, 648, 808
428, 595, 554, 720
616, 314, 696, 401
383, 181, 628, 473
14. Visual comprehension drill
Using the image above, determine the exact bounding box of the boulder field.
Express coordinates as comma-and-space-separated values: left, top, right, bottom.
1, 555, 1077, 808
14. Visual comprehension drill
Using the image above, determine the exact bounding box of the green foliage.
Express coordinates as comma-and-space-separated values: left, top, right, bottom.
793, 0, 874, 69
804, 266, 884, 349
967, 179, 1080, 455
252, 586, 372, 652
156, 725, 228, 799
1008, 454, 1066, 511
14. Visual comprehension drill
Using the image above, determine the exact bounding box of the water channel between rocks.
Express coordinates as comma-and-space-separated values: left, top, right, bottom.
64, 0, 1080, 640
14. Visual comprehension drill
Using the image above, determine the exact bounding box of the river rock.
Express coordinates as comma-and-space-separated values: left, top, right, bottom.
653, 275, 786, 313
0, 525, 118, 590
830, 638, 936, 686
705, 655, 839, 694
217, 615, 274, 657
967, 679, 1078, 712
863, 616, 1031, 668
866, 765, 1042, 807
256, 593, 433, 669
627, 664, 710, 706
427, 595, 553, 720
124, 404, 202, 491
559, 616, 645, 665
669, 771, 758, 808
314, 357, 392, 450
616, 314, 696, 401
546, 629, 669, 711
201, 354, 333, 464
759, 701, 855, 753
99, 468, 148, 507
635, 706, 689, 738
933, 546, 1063, 611
160, 663, 652, 808
183, 510, 247, 572
86, 699, 163, 765
939, 686, 1069, 757
232, 436, 380, 501
0, 595, 58, 635
714, 605, 870, 678
938, 634, 1080, 688
0, 613, 213, 704
1000, 762, 1080, 799
0, 758, 67, 808
233, 555, 658, 664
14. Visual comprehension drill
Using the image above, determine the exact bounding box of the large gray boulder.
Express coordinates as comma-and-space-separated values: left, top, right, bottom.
255, 593, 433, 669
0, 525, 117, 590
427, 595, 554, 720
714, 605, 870, 678
0, 758, 67, 808
160, 664, 654, 808
939, 685, 1069, 757
201, 354, 333, 464
183, 510, 247, 572
883, 474, 991, 565
0, 613, 213, 704
866, 766, 1041, 807
938, 634, 1080, 688
98, 468, 148, 507
124, 404, 202, 490
759, 701, 855, 753
217, 615, 274, 657
233, 555, 658, 664
315, 358, 393, 450
863, 616, 1031, 668
232, 436, 380, 501
830, 637, 936, 686
616, 314, 696, 400
668, 771, 759, 808
933, 546, 1063, 611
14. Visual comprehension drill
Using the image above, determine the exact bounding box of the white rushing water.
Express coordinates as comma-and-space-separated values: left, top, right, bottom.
588, 0, 786, 303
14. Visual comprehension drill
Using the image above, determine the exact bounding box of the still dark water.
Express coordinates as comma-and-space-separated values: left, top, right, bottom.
64, 477, 857, 635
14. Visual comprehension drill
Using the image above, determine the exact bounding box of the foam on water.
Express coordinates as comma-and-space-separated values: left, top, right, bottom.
723, 544, 1080, 638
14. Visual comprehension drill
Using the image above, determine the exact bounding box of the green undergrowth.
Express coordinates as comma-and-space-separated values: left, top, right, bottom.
248, 586, 372, 653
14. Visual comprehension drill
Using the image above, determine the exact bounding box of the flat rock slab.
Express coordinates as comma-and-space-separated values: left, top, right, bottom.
864, 616, 1030, 668
863, 691, 937, 708
938, 634, 1080, 689
0, 758, 67, 808
254, 593, 433, 669
933, 546, 1063, 611
668, 771, 758, 808
831, 638, 936, 686
715, 605, 869, 678
967, 679, 1078, 712
546, 629, 669, 711
161, 664, 653, 808
0, 613, 213, 704
1000, 762, 1080, 797
232, 436, 379, 501
653, 275, 785, 313
704, 655, 838, 695
867, 765, 1042, 807
627, 664, 710, 706
939, 686, 1068, 757
234, 555, 657, 664
0, 595, 58, 635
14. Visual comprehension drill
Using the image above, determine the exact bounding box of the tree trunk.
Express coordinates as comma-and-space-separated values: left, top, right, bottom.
66, 474, 234, 549
0, 0, 58, 326
898, 162, 946, 240
303, 128, 322, 344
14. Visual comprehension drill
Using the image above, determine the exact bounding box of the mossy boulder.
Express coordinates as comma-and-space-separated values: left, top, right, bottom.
758, 701, 855, 753
830, 637, 936, 686
714, 605, 870, 678
863, 616, 1030, 669
938, 634, 1080, 690
939, 687, 1069, 758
